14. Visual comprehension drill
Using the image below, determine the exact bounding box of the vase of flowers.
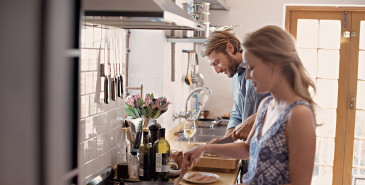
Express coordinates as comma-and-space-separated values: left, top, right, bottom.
125, 93, 171, 150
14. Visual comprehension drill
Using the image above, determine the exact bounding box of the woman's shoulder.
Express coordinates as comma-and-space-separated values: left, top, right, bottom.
287, 102, 315, 127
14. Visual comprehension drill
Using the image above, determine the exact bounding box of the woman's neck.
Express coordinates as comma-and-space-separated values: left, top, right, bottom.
269, 77, 300, 107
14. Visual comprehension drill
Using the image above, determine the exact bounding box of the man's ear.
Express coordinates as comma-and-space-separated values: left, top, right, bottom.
225, 43, 234, 54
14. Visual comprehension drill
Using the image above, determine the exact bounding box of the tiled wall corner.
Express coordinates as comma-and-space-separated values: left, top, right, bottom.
79, 19, 126, 184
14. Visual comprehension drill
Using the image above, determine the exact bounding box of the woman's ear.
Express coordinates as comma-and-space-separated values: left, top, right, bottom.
225, 43, 234, 54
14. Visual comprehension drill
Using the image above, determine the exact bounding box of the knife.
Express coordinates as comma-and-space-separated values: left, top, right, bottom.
213, 136, 234, 144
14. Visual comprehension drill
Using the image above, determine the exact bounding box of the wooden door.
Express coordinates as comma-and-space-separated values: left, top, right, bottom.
286, 7, 365, 185
346, 11, 365, 185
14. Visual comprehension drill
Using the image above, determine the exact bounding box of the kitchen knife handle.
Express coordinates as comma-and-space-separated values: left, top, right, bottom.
104, 77, 109, 104
120, 75, 124, 96
117, 76, 121, 97
114, 77, 118, 99
111, 78, 115, 101
195, 53, 199, 65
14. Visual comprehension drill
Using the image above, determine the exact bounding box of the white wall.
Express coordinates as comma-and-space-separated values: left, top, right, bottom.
201, 0, 365, 117
210, 0, 365, 37
129, 29, 195, 130
129, 0, 365, 128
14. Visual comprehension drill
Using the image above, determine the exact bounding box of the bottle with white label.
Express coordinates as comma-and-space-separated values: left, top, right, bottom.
128, 150, 139, 180
153, 128, 170, 181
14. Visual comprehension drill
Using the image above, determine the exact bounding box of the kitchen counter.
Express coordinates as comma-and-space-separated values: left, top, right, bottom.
166, 122, 241, 185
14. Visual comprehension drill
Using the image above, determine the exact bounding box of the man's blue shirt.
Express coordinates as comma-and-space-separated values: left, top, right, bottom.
227, 62, 271, 130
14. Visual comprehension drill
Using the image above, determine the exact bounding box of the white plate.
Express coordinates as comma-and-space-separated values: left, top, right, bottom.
183, 172, 220, 184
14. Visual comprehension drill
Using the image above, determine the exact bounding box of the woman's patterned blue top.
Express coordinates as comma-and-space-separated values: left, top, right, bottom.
242, 96, 314, 185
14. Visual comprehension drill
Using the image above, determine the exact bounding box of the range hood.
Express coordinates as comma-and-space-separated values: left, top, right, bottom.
82, 0, 204, 30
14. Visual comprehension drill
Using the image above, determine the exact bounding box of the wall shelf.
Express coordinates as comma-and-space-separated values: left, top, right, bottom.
194, 0, 229, 11
166, 37, 205, 43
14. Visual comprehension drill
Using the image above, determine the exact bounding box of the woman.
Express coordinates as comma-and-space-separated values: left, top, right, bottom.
181, 26, 316, 185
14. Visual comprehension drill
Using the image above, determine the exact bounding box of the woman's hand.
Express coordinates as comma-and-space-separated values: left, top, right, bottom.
180, 145, 207, 172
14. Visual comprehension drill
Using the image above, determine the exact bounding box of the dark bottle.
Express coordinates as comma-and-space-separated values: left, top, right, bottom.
153, 128, 170, 181
148, 119, 161, 146
139, 128, 152, 180
148, 119, 161, 179
117, 128, 130, 179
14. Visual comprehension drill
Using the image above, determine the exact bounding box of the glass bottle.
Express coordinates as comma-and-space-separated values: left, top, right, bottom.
128, 150, 139, 180
117, 127, 130, 179
139, 128, 152, 180
149, 119, 161, 179
148, 119, 161, 145
153, 128, 170, 181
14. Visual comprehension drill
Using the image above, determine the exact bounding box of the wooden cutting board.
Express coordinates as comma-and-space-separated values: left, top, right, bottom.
193, 155, 238, 170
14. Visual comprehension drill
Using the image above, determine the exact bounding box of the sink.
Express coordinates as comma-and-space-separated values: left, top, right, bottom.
177, 126, 227, 143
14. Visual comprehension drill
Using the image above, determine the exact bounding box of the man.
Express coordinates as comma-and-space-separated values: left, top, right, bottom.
201, 31, 270, 177
202, 31, 270, 140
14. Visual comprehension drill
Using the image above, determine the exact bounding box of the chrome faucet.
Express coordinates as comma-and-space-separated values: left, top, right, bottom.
185, 87, 212, 113
173, 87, 212, 121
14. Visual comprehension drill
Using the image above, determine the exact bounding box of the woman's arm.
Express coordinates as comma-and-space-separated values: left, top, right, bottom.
181, 97, 268, 171
286, 105, 316, 185
181, 142, 249, 171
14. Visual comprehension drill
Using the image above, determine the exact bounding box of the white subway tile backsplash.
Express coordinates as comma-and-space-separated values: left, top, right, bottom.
92, 72, 98, 94
85, 72, 94, 94
89, 50, 98, 71
101, 27, 106, 49
85, 161, 93, 180
88, 138, 97, 161
85, 27, 94, 48
93, 27, 102, 48
84, 119, 96, 140
89, 94, 97, 116
80, 141, 87, 164
80, 164, 87, 183
80, 21, 126, 183
80, 95, 90, 118
81, 26, 86, 48
96, 134, 104, 156
81, 49, 90, 72
80, 72, 86, 95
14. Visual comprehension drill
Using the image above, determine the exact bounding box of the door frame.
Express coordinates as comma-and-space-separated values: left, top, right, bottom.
285, 6, 365, 185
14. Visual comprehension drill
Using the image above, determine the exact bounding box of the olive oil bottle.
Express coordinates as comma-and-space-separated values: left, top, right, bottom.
153, 128, 170, 181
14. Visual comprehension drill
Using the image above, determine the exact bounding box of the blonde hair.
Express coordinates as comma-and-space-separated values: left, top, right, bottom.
201, 31, 243, 57
242, 25, 316, 107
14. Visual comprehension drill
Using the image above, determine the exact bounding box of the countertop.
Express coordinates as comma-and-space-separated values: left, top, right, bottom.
166, 122, 241, 185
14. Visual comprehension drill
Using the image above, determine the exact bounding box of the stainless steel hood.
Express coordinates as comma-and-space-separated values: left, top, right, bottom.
82, 0, 204, 30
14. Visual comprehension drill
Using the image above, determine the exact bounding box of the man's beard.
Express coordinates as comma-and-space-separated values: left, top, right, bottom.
225, 52, 239, 78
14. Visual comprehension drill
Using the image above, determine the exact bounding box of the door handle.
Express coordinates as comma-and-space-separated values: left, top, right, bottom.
350, 94, 355, 110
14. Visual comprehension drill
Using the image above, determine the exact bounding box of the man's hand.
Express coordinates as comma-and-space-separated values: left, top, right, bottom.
209, 128, 234, 144
230, 121, 253, 140
209, 138, 221, 144
229, 113, 256, 140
